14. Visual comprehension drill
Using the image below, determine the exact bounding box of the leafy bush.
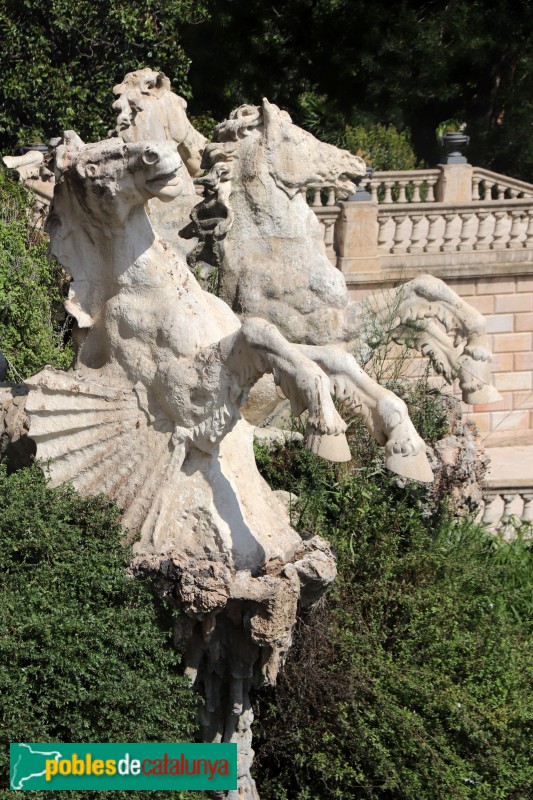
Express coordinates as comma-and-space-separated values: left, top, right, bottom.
0, 464, 202, 800
0, 168, 73, 380
0, 0, 209, 152
343, 123, 417, 171
252, 414, 533, 799
296, 91, 417, 171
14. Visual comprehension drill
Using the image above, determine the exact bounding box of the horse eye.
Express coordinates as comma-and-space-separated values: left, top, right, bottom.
142, 148, 159, 166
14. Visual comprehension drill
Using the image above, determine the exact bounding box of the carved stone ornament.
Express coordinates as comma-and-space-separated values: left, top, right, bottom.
1, 72, 502, 800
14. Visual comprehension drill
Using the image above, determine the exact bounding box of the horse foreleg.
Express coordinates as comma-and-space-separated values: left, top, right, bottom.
218, 318, 349, 460
368, 274, 501, 404
298, 345, 434, 483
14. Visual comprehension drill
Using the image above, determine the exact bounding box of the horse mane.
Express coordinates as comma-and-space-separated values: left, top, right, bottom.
45, 135, 128, 328
213, 104, 263, 141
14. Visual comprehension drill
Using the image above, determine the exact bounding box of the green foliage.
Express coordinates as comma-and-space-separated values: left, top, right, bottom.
0, 168, 72, 379
343, 123, 417, 171
0, 463, 202, 800
0, 0, 209, 151
252, 422, 532, 799
185, 0, 533, 179
296, 92, 417, 171
189, 113, 219, 140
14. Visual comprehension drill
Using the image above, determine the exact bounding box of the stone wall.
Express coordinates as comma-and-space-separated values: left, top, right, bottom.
310, 162, 533, 442
346, 272, 533, 444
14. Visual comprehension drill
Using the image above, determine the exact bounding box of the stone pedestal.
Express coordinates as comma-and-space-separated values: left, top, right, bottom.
436, 164, 473, 203
335, 200, 379, 274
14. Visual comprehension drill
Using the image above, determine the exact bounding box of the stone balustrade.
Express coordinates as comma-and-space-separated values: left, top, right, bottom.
481, 481, 533, 534
307, 161, 533, 441
367, 169, 440, 203
472, 167, 533, 202
375, 200, 533, 257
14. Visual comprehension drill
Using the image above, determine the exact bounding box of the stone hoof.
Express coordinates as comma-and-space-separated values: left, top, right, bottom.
386, 448, 434, 483
385, 450, 433, 483
307, 432, 352, 462
463, 384, 502, 405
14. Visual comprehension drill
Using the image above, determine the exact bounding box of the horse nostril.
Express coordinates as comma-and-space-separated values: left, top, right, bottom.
142, 148, 159, 166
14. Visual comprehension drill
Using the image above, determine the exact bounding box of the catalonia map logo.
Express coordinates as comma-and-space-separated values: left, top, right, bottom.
10, 742, 237, 791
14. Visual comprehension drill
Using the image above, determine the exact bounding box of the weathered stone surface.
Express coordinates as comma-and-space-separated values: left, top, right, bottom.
110, 68, 206, 259
19, 131, 372, 797
428, 396, 490, 516
187, 99, 500, 409
0, 384, 33, 470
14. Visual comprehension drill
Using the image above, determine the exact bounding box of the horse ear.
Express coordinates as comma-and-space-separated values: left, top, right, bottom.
261, 98, 278, 128
54, 131, 85, 175
156, 72, 171, 91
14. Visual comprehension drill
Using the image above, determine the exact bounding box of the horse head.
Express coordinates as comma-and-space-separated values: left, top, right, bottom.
111, 69, 206, 177
49, 133, 185, 228
261, 98, 366, 198
45, 133, 187, 330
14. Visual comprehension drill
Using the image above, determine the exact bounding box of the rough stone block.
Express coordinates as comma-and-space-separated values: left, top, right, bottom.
491, 409, 530, 431
515, 313, 533, 332
493, 333, 532, 352
461, 294, 494, 314
514, 351, 533, 371
494, 371, 532, 392
490, 353, 514, 372
485, 314, 514, 333
476, 278, 516, 295
494, 294, 533, 313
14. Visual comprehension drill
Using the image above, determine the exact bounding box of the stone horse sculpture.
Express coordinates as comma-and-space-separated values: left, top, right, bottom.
23, 132, 433, 799
187, 99, 500, 407
110, 67, 207, 258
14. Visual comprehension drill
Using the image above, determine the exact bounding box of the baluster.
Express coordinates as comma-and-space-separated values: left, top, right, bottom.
472, 177, 480, 201
474, 211, 493, 249
391, 214, 409, 253
523, 209, 533, 248
377, 214, 390, 251
521, 492, 533, 524
370, 181, 379, 203
326, 187, 336, 206
458, 212, 476, 251
408, 214, 426, 253
500, 493, 517, 532
424, 213, 442, 252
490, 210, 508, 250
497, 183, 506, 200
412, 181, 421, 203
383, 181, 394, 204
482, 492, 500, 530
509, 188, 519, 199
484, 180, 494, 201
322, 218, 336, 261
398, 182, 407, 203
426, 180, 436, 202
311, 188, 321, 207
507, 210, 524, 247
441, 213, 458, 252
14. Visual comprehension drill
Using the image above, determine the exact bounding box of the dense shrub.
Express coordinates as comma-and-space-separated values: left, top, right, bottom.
0, 168, 72, 380
295, 91, 417, 171
252, 412, 533, 799
0, 464, 202, 800
0, 0, 209, 152
343, 123, 417, 171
